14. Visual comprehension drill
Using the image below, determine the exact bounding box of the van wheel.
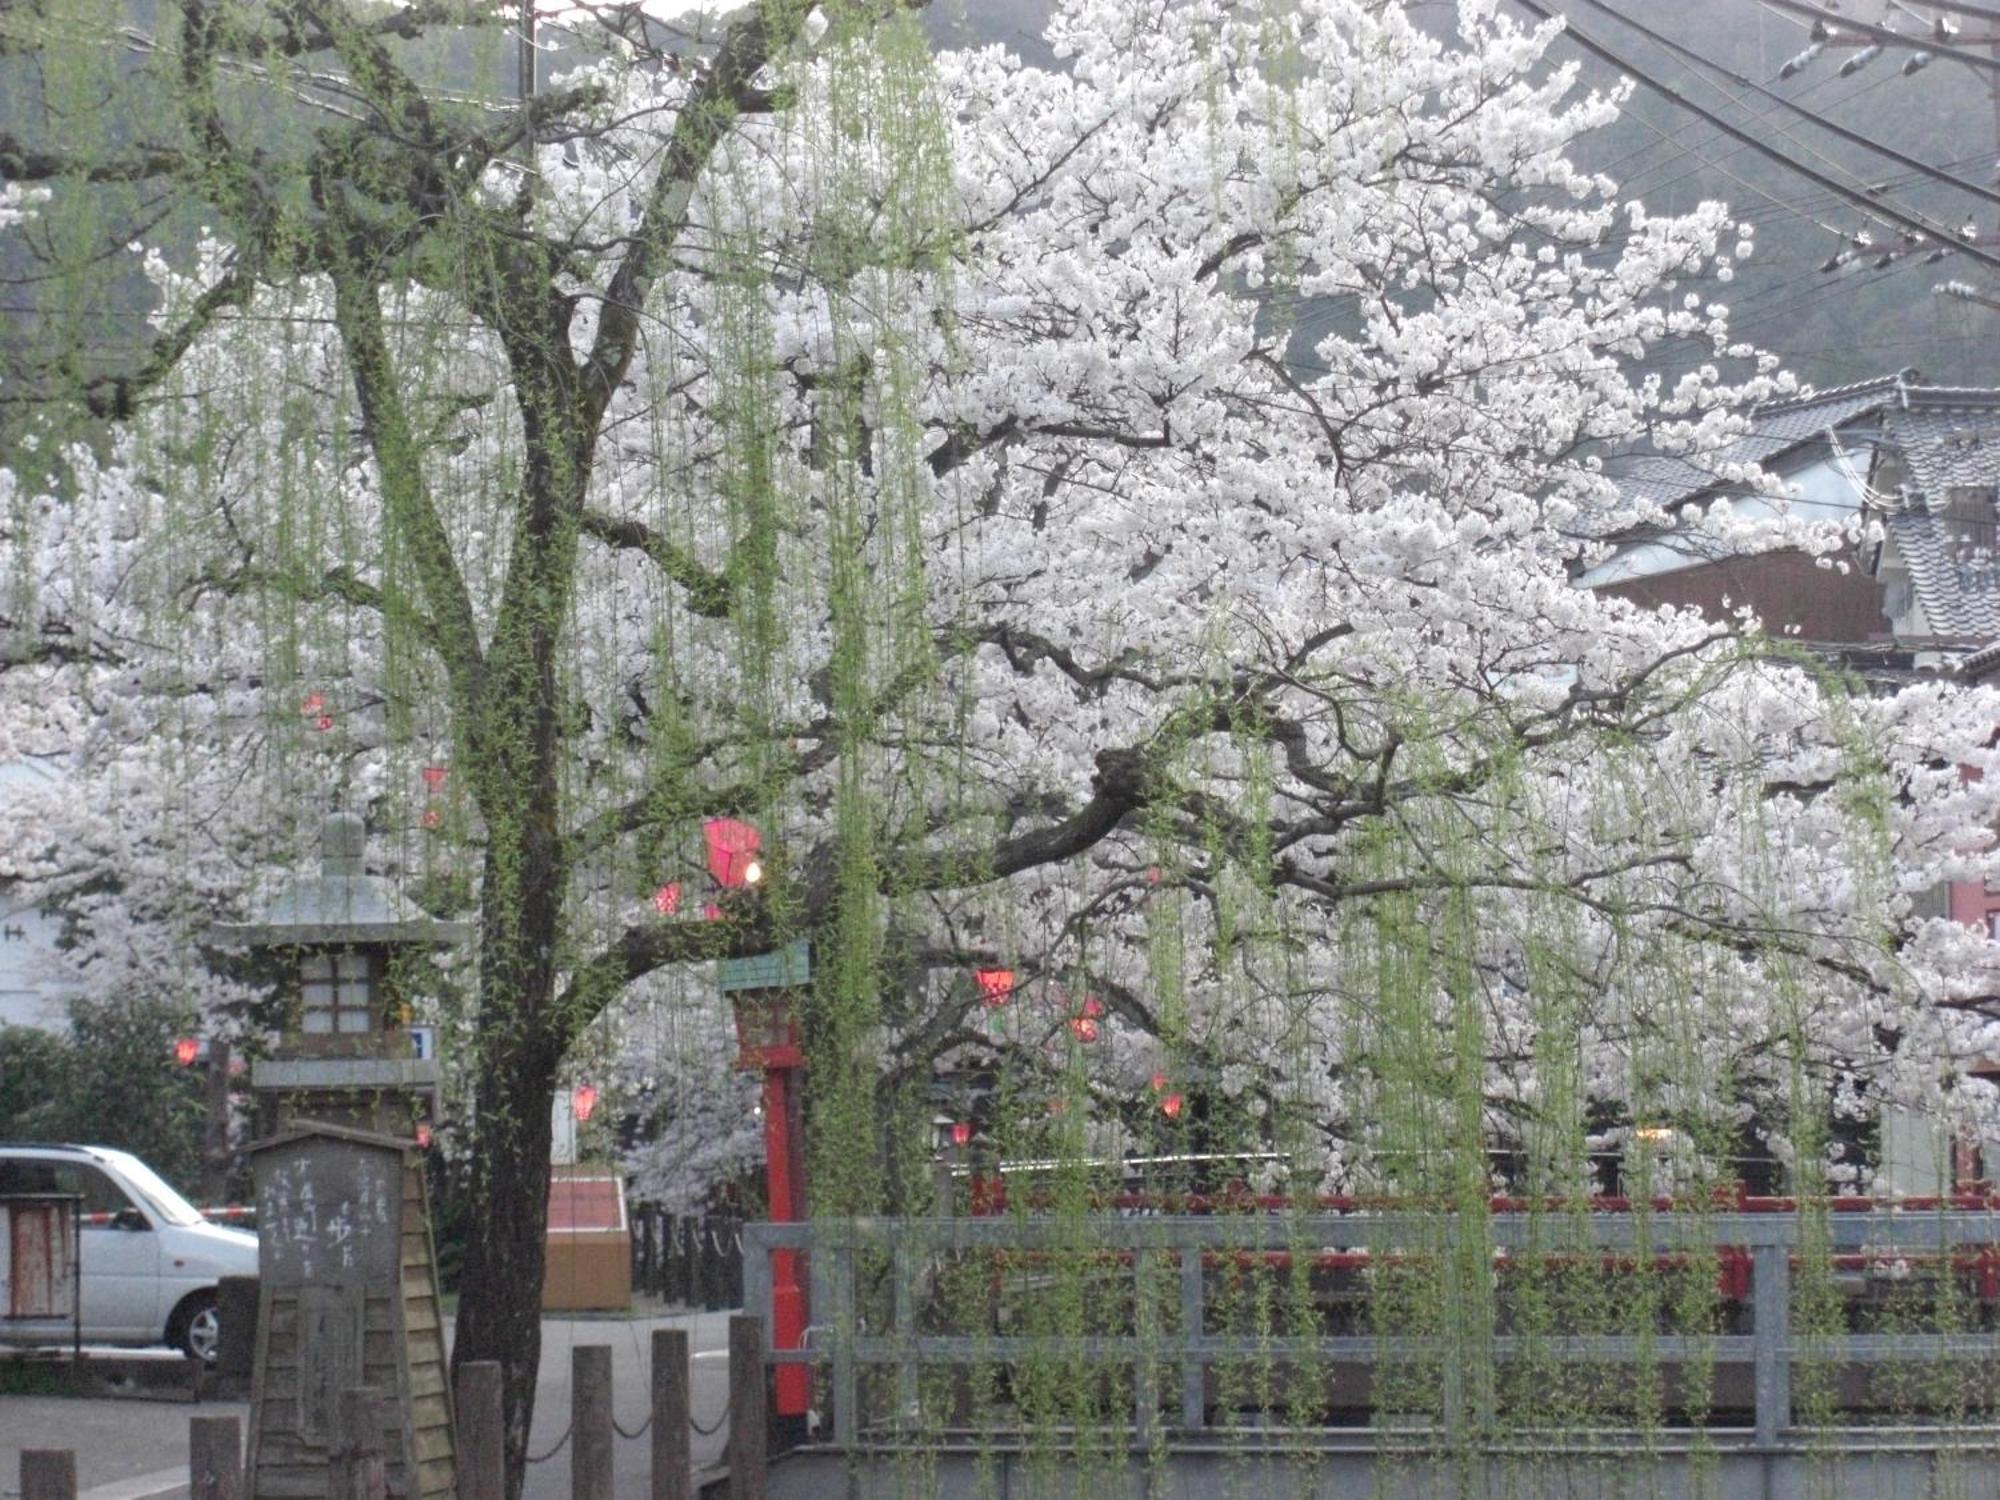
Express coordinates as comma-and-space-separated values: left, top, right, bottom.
169, 1292, 221, 1364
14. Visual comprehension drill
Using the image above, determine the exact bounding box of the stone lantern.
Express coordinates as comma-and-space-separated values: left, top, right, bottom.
210, 810, 472, 1138
208, 811, 471, 1500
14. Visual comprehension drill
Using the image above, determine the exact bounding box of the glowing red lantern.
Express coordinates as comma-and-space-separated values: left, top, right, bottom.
1080, 995, 1104, 1019
652, 882, 681, 915
421, 765, 447, 790
1068, 1015, 1099, 1044
173, 1036, 199, 1067
951, 1120, 972, 1148
300, 693, 325, 716
973, 969, 1014, 1007
703, 902, 722, 922
703, 818, 763, 888
1161, 1092, 1184, 1121
1149, 1070, 1169, 1093
421, 808, 442, 830
572, 1084, 600, 1122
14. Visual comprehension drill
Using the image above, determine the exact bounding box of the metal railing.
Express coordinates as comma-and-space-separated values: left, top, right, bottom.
629, 1205, 744, 1309
744, 1210, 2000, 1451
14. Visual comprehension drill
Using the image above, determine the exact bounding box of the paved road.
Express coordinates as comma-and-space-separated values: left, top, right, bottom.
0, 1310, 733, 1500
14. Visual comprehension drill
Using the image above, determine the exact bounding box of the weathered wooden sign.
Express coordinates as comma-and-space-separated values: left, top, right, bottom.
254, 1136, 399, 1285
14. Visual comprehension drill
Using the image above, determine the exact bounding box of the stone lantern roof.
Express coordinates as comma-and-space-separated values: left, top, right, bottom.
208, 812, 475, 950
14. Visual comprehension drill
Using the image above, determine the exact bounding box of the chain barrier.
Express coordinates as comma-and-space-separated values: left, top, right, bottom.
524, 1423, 571, 1464
688, 1397, 729, 1438
528, 1416, 724, 1448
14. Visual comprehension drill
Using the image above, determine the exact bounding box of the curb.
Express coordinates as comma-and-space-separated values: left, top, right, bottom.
78, 1469, 188, 1500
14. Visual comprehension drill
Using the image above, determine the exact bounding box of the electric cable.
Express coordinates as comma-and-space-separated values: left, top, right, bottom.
1514, 0, 2000, 271
1578, 0, 2000, 213
1758, 0, 2000, 72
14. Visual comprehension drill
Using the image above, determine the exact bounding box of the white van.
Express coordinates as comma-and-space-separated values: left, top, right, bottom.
0, 1143, 258, 1360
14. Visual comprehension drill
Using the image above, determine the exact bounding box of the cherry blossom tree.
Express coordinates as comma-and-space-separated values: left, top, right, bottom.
8, 0, 2000, 1482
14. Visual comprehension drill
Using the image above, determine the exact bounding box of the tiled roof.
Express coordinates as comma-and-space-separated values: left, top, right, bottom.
1865, 390, 2000, 640
1958, 636, 2000, 680
1884, 405, 2000, 494
1606, 371, 1914, 512
1883, 511, 2000, 639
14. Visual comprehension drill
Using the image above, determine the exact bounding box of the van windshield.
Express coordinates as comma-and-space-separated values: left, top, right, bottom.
98, 1151, 203, 1227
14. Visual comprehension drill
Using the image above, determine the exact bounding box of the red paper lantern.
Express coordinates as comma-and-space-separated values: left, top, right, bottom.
951, 1120, 972, 1148
703, 902, 722, 922
652, 882, 681, 915
1149, 1070, 1169, 1093
1068, 1015, 1099, 1044
973, 969, 1014, 1007
173, 1037, 199, 1067
421, 808, 442, 830
300, 693, 325, 716
421, 765, 448, 790
703, 818, 763, 888
1161, 1092, 1184, 1121
572, 1084, 599, 1122
1080, 995, 1104, 1019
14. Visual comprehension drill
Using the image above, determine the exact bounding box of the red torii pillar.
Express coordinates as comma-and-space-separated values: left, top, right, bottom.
721, 939, 811, 1420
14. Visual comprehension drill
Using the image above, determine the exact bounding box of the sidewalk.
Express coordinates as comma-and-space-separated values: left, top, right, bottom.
0, 1310, 734, 1500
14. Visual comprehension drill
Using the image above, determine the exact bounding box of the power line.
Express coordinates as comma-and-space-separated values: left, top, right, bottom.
1755, 0, 2000, 72
1514, 0, 2000, 271
1578, 0, 2000, 213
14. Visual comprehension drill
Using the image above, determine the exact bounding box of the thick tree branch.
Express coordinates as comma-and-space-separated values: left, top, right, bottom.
0, 134, 185, 183
324, 248, 487, 705
577, 510, 732, 617
579, 0, 793, 424
79, 265, 255, 421
552, 905, 774, 1043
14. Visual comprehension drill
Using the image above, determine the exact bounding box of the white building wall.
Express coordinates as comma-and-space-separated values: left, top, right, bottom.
0, 757, 69, 1032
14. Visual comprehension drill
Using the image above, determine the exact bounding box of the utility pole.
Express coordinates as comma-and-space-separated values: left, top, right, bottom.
519, 0, 535, 159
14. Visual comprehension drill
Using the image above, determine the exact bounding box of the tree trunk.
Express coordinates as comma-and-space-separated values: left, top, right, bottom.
450, 827, 568, 1500
450, 1018, 560, 1500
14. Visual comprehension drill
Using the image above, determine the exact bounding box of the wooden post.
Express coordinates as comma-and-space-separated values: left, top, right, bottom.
188, 1417, 241, 1500
19, 1452, 76, 1500
331, 1388, 388, 1500
727, 1314, 768, 1500
572, 1345, 614, 1500
652, 1328, 692, 1500
454, 1361, 505, 1500
214, 1276, 258, 1387
202, 1038, 233, 1204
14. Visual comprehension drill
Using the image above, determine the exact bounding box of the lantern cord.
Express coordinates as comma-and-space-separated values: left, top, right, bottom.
611, 1412, 652, 1440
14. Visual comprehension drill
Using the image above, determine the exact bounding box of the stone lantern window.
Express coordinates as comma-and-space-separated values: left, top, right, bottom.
300, 950, 379, 1036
